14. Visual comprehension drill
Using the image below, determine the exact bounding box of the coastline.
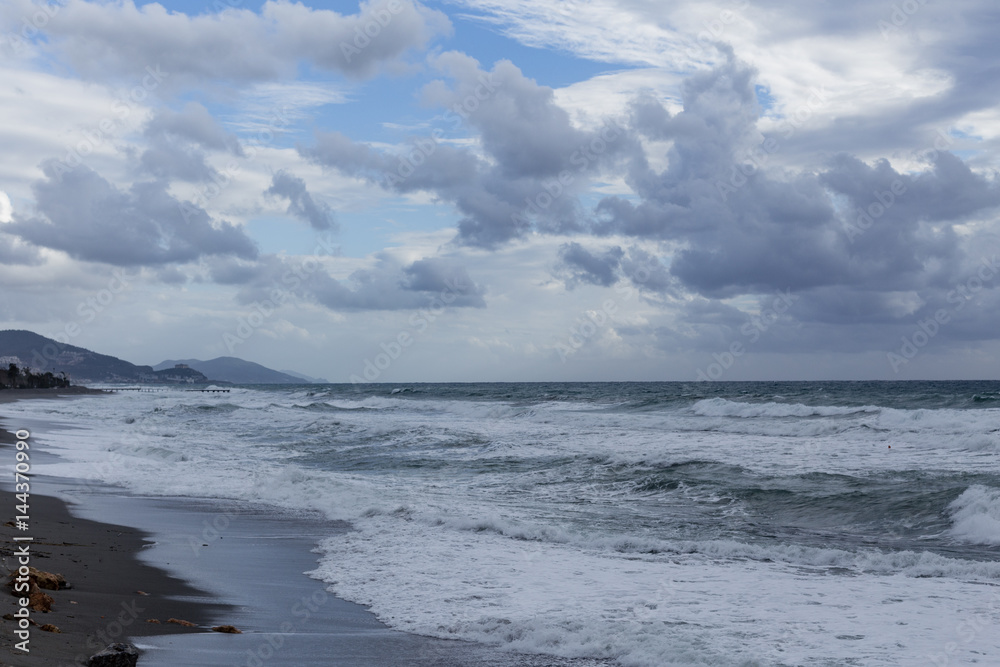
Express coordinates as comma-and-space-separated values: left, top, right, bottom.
0, 422, 223, 666
0, 388, 109, 402
0, 392, 600, 666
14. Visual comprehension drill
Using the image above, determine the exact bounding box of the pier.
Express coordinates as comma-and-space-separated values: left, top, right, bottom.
110, 387, 231, 393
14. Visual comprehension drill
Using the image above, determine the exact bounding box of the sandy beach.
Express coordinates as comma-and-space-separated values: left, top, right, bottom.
0, 396, 222, 666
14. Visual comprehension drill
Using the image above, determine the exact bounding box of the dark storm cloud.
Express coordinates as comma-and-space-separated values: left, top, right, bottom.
206, 253, 486, 312
553, 242, 678, 297
592, 53, 1000, 305
6, 0, 451, 88
403, 257, 483, 305
266, 171, 337, 231
302, 53, 634, 247
297, 43, 1000, 358
620, 246, 676, 295
8, 161, 258, 266
558, 242, 624, 287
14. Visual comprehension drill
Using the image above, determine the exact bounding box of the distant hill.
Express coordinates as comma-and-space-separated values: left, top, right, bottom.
150, 366, 211, 384
153, 357, 310, 384
0, 330, 154, 384
0, 330, 311, 385
280, 369, 330, 383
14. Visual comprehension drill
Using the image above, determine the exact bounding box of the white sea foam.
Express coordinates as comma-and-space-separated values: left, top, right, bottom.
310, 513, 1000, 667
691, 397, 880, 419
9, 388, 1000, 666
947, 485, 1000, 545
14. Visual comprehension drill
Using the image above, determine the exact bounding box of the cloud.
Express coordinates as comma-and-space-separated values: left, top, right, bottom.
313, 254, 487, 310
448, 0, 698, 69
8, 161, 258, 266
145, 102, 244, 156
265, 170, 337, 231
557, 242, 624, 287
133, 103, 247, 182
591, 53, 1000, 307
402, 257, 485, 306
0, 191, 11, 222
208, 252, 486, 311
303, 52, 635, 247
0, 234, 42, 266
6, 0, 451, 89
138, 139, 218, 183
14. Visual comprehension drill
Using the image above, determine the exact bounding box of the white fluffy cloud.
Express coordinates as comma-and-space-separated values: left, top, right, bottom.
0, 191, 11, 223
1, 0, 999, 380
0, 0, 451, 89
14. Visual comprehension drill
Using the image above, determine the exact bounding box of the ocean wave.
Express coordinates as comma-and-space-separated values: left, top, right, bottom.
16, 387, 1000, 667
691, 398, 880, 419
389, 507, 1000, 580
868, 406, 1000, 434
310, 512, 1000, 667
946, 485, 1000, 545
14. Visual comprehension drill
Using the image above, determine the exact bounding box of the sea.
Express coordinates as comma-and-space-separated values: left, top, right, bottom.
10, 381, 1000, 666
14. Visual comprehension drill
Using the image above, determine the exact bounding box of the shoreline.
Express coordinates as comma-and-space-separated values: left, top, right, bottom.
0, 392, 598, 666
0, 425, 225, 666
0, 388, 109, 402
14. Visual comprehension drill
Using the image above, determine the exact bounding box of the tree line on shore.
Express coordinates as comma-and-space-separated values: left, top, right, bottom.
0, 364, 71, 389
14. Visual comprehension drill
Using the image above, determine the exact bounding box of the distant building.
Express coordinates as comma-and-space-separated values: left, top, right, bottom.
150, 366, 208, 384
174, 363, 190, 369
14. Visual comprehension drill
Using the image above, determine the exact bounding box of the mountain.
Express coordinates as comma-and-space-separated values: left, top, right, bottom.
153, 357, 311, 384
0, 329, 154, 383
0, 330, 309, 385
149, 366, 211, 384
280, 369, 330, 383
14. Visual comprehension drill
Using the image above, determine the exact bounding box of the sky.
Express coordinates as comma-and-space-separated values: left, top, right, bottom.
1, 0, 999, 382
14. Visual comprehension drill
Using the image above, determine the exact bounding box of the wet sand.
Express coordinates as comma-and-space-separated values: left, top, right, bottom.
0, 419, 224, 666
